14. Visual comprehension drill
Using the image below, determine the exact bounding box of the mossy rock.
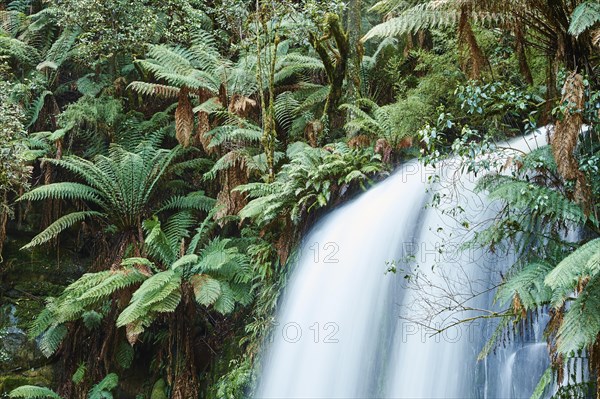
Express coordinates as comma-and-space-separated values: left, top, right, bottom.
0, 366, 53, 396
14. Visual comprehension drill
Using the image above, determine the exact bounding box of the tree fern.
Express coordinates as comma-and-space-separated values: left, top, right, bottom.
20, 143, 178, 249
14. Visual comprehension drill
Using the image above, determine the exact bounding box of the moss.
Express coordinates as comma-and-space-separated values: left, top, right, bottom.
0, 367, 53, 396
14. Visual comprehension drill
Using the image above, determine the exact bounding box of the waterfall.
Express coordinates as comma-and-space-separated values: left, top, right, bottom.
255, 130, 553, 398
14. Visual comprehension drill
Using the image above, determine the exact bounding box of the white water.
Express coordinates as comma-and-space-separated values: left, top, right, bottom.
256, 131, 553, 398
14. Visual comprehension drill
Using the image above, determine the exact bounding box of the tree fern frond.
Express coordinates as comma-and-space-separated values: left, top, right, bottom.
18, 182, 104, 205
88, 373, 118, 399
477, 175, 589, 225
39, 324, 67, 357
190, 274, 221, 306
77, 269, 147, 306
363, 5, 460, 41
43, 28, 78, 69
115, 340, 134, 369
158, 191, 216, 213
25, 90, 52, 128
569, 2, 600, 37
127, 81, 180, 98
545, 238, 600, 293
8, 386, 63, 399
22, 211, 105, 249
116, 270, 182, 328
496, 261, 554, 310
163, 211, 195, 250
556, 274, 600, 354
213, 281, 236, 314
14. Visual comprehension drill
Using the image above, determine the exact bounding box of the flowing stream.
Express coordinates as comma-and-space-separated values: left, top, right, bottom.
255, 131, 553, 398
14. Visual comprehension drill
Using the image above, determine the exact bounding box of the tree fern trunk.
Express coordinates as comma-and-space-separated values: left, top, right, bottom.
514, 22, 534, 85
458, 7, 487, 80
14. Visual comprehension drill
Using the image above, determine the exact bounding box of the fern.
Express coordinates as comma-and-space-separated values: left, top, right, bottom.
477, 175, 590, 225
88, 373, 118, 399
556, 274, 600, 354
569, 2, 600, 37
20, 143, 178, 248
116, 270, 182, 332
8, 386, 62, 399
545, 238, 600, 294
39, 324, 67, 357
22, 211, 105, 249
115, 340, 134, 369
496, 261, 554, 310
530, 366, 553, 399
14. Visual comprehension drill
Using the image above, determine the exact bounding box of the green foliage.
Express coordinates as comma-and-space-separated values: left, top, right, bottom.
8, 386, 62, 399
88, 373, 118, 399
238, 143, 386, 226
545, 238, 600, 296
0, 82, 31, 195
20, 142, 178, 248
29, 267, 146, 356
530, 367, 553, 399
341, 98, 420, 146
569, 2, 600, 37
495, 261, 554, 310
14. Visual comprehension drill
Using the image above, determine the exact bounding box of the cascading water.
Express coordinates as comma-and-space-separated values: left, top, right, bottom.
255, 131, 554, 398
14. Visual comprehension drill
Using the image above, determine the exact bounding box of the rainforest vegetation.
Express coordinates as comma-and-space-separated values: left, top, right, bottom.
1, 0, 600, 398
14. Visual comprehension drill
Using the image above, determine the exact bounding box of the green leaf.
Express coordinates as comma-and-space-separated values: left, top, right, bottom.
22, 211, 105, 249
9, 386, 63, 399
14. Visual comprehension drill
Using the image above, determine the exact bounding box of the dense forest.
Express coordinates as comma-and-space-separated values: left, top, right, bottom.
1, 0, 600, 398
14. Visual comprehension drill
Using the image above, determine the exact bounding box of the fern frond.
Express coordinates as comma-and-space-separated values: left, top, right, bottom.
127, 81, 180, 99
18, 182, 104, 206
496, 261, 554, 310
43, 28, 77, 69
190, 274, 221, 306
88, 373, 118, 399
158, 191, 216, 213
569, 2, 600, 37
8, 386, 63, 399
39, 324, 67, 357
22, 211, 105, 249
545, 238, 600, 293
116, 270, 182, 329
213, 281, 236, 314
556, 274, 600, 354
477, 175, 589, 225
25, 90, 52, 128
115, 340, 134, 369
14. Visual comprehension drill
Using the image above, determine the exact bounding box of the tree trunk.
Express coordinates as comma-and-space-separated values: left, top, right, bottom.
514, 22, 533, 85
346, 0, 362, 113
458, 7, 487, 80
